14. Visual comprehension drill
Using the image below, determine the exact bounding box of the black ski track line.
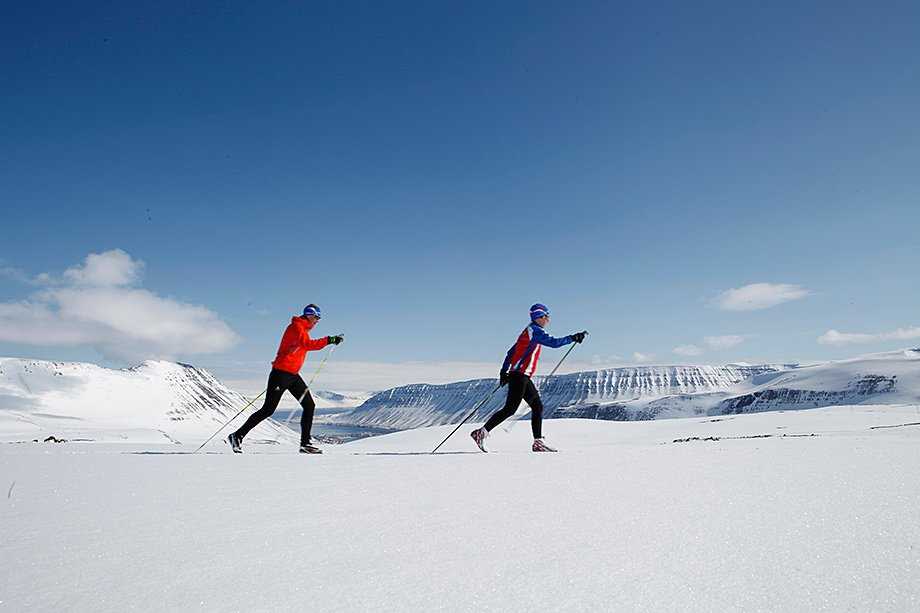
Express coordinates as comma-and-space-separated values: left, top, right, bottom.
125, 451, 326, 455
126, 451, 222, 455
672, 433, 818, 444
5, 437, 98, 444
126, 450, 536, 456
354, 451, 481, 456
869, 422, 920, 430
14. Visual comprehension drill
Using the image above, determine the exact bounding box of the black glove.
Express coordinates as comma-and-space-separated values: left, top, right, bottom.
571, 331, 587, 344
327, 335, 344, 345
499, 371, 509, 386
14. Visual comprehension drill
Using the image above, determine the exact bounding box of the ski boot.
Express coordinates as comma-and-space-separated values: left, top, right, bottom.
470, 427, 489, 452
299, 442, 323, 454
227, 432, 242, 453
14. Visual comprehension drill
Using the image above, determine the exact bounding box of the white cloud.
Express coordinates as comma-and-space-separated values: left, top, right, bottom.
0, 265, 32, 284
673, 344, 703, 357
704, 335, 746, 350
63, 249, 143, 287
0, 250, 239, 361
632, 352, 655, 363
715, 283, 810, 311
818, 327, 920, 346
0, 302, 103, 345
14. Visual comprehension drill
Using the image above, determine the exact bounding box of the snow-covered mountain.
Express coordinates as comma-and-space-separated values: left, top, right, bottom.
0, 357, 295, 444
326, 363, 786, 429
326, 350, 920, 429
712, 350, 920, 414
5, 350, 919, 443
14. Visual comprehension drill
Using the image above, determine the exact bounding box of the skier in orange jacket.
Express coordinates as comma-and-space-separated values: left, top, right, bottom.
228, 304, 343, 454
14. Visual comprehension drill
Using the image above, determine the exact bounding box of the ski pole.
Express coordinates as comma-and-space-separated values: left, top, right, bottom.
503, 333, 586, 433
280, 342, 338, 432
431, 384, 503, 454
193, 389, 267, 454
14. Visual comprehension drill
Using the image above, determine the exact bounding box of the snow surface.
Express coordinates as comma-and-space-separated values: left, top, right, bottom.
3, 404, 920, 611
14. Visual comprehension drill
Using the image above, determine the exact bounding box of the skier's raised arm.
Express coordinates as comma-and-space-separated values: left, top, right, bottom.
531, 324, 579, 348
301, 332, 330, 351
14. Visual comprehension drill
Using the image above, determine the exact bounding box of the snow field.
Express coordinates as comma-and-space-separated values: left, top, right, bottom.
3, 404, 920, 611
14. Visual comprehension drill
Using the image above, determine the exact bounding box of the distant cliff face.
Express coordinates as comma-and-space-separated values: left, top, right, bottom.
715, 375, 898, 414
329, 351, 920, 430
331, 365, 784, 429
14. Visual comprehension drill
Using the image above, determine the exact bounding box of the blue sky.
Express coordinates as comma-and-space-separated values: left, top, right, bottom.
2, 2, 919, 392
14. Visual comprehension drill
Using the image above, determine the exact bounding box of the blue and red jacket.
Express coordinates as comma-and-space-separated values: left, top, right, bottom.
502, 322, 574, 377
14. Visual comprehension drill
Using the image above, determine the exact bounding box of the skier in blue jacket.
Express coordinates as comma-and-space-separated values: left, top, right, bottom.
471, 304, 586, 452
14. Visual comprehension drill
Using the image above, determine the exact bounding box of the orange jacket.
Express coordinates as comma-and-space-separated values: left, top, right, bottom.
271, 317, 329, 374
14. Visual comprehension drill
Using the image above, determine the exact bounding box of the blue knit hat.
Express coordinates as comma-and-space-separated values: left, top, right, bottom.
302, 304, 322, 319
530, 303, 550, 321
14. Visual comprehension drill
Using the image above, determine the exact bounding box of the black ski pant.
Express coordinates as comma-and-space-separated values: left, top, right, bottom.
233, 369, 316, 445
483, 371, 545, 439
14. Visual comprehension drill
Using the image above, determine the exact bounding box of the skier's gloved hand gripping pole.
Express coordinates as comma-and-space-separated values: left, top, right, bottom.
502, 330, 588, 433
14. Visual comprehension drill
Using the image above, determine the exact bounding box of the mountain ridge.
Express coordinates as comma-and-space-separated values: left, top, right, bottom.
324, 350, 920, 429
0, 357, 293, 444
